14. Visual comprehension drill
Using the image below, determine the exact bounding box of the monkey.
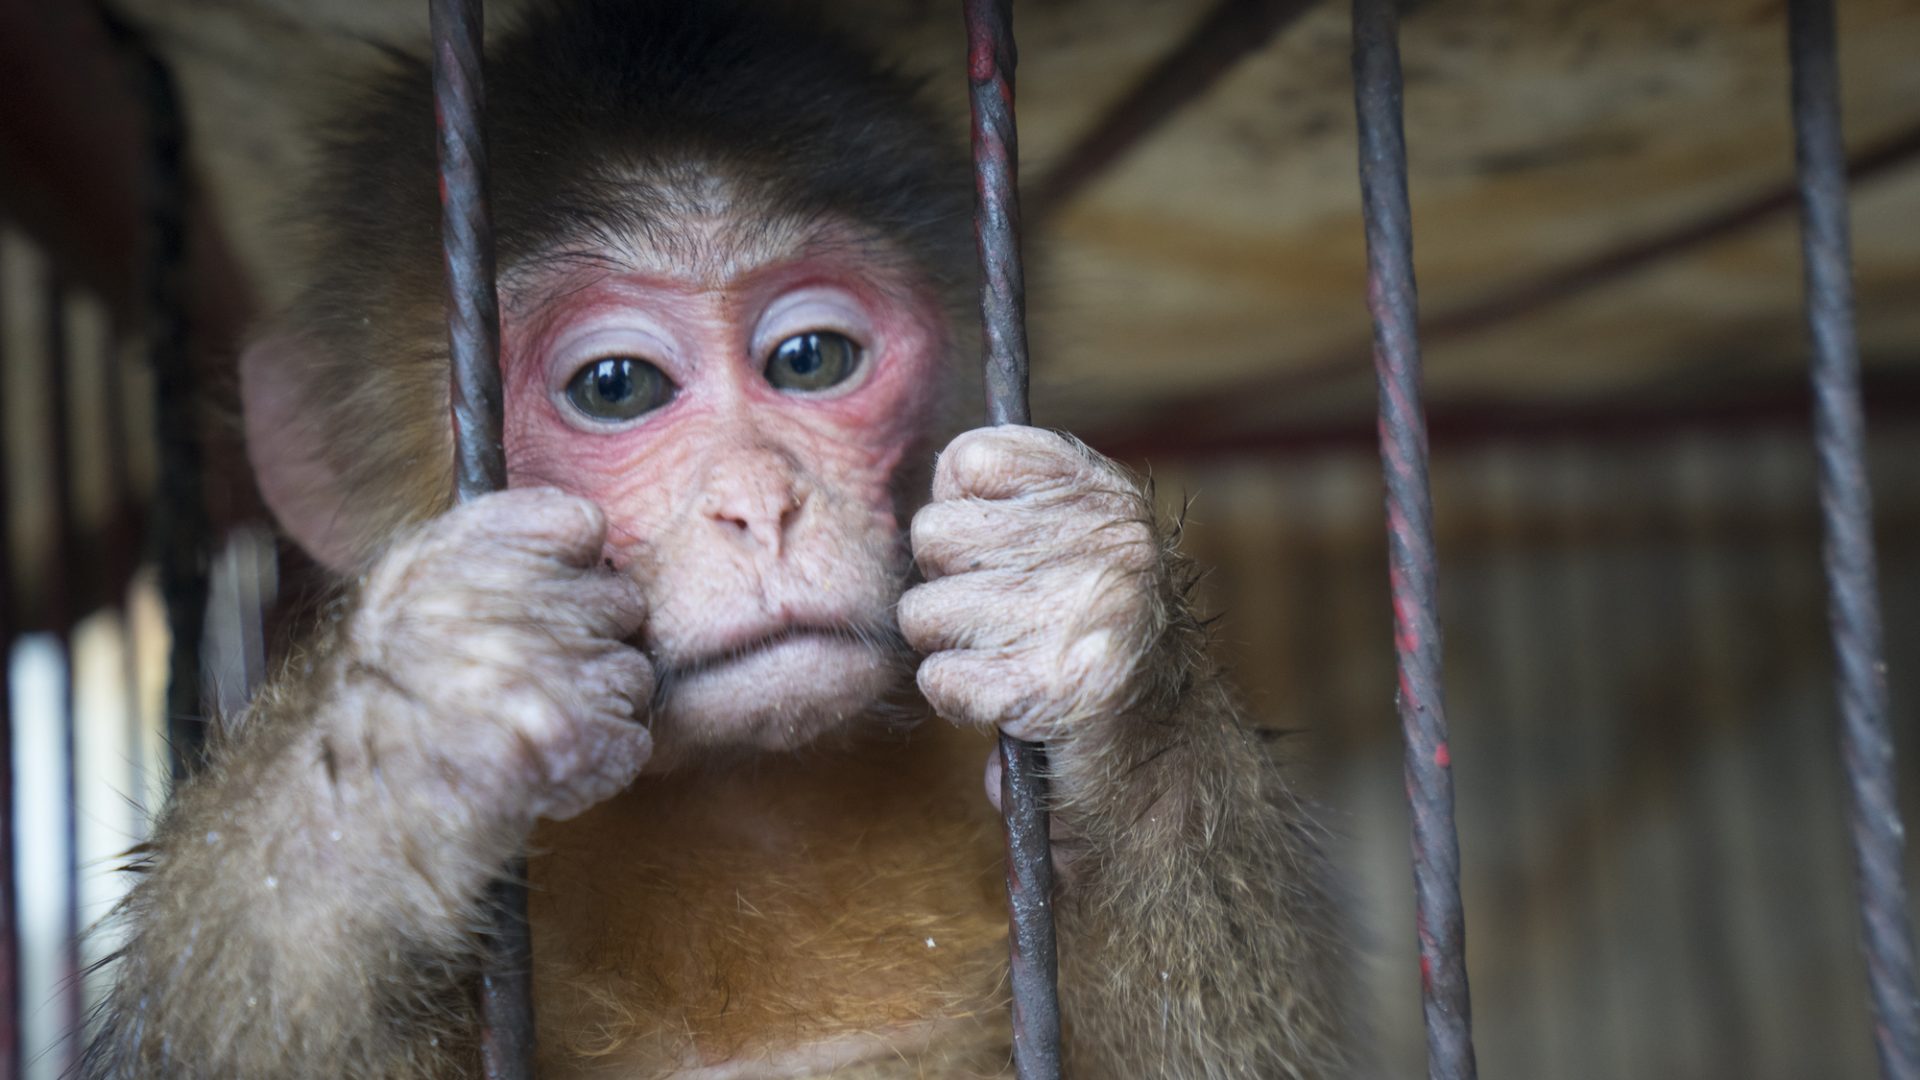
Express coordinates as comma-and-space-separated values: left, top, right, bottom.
82, 2, 1354, 1077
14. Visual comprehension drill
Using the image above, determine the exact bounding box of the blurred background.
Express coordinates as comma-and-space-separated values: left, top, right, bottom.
3, 0, 1918, 1076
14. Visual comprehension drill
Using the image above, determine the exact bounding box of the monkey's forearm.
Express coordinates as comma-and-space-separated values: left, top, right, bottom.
1052, 670, 1353, 1079
84, 661, 509, 1079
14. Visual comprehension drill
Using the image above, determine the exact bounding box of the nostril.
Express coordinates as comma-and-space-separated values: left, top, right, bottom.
697, 463, 808, 551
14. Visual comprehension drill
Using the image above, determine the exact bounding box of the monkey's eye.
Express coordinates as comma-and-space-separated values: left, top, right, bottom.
764, 331, 862, 393
564, 357, 673, 422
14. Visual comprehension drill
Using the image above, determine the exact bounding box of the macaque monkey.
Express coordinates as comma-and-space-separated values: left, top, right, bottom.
85, 1, 1352, 1076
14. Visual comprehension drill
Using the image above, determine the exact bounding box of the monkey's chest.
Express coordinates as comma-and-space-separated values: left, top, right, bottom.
525, 730, 1013, 1078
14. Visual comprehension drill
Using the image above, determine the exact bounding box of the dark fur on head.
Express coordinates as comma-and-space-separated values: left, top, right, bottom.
270, 0, 972, 567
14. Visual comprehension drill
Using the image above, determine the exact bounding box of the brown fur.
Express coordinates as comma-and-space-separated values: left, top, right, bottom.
530, 722, 1011, 1076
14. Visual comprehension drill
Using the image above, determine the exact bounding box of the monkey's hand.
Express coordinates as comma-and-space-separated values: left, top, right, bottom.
83, 489, 654, 1078
900, 425, 1184, 747
342, 487, 655, 824
902, 430, 1353, 1076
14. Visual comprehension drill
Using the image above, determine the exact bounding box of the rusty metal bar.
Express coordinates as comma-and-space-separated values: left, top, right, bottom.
134, 46, 212, 781
962, 3, 1064, 1078
428, 1, 528, 1077
1786, 3, 1920, 1077
1027, 0, 1319, 221
0, 235, 20, 1080
1349, 2, 1477, 1078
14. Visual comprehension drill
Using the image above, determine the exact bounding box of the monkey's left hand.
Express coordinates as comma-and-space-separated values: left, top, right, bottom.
901, 425, 1177, 746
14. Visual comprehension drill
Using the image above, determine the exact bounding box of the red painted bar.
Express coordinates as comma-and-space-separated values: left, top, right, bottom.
1350, 1, 1478, 1076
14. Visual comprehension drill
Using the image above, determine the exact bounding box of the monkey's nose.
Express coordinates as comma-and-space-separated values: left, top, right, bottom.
699, 479, 806, 556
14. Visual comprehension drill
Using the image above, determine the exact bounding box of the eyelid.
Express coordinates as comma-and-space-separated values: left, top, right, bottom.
753, 288, 875, 356
548, 324, 678, 389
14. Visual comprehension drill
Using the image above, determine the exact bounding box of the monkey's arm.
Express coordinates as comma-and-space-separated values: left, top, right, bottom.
902, 426, 1352, 1077
1048, 664, 1352, 1078
85, 490, 653, 1079
84, 665, 508, 1079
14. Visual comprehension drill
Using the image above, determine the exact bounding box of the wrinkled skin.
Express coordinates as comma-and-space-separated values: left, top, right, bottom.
904, 426, 1165, 745
493, 237, 948, 767
347, 490, 654, 824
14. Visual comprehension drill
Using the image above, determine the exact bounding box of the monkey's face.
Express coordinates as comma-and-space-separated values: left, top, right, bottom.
497, 226, 949, 766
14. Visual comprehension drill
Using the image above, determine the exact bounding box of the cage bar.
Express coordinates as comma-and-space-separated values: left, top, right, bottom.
1785, 2, 1920, 1078
961, 2, 1064, 1078
0, 239, 19, 1080
427, 0, 529, 1076
1348, 1, 1478, 1078
138, 47, 210, 781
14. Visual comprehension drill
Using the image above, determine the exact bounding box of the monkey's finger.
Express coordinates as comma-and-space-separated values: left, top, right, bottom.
562, 569, 651, 642
898, 572, 1032, 654
932, 425, 1092, 503
452, 487, 612, 569
600, 643, 657, 718
909, 497, 1015, 577
915, 648, 1051, 742
911, 496, 1112, 579
535, 709, 653, 822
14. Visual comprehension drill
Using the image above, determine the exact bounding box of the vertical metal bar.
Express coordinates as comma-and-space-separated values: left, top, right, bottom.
1787, 3, 1920, 1077
961, 3, 1063, 1078
0, 237, 20, 1080
136, 47, 210, 782
1349, 2, 1477, 1078
428, 2, 526, 1077
434, 0, 508, 500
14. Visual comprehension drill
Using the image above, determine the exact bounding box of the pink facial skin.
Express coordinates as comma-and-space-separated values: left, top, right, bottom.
498, 240, 948, 769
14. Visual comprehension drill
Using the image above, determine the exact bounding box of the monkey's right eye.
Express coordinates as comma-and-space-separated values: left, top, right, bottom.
564, 357, 673, 423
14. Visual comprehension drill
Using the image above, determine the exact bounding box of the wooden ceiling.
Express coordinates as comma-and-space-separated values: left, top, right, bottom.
115, 0, 1920, 446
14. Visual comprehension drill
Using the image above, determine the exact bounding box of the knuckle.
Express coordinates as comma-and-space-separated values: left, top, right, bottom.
896, 586, 933, 639
915, 654, 964, 711
1108, 519, 1161, 573
505, 684, 575, 749
939, 427, 1045, 497
908, 501, 947, 550
455, 488, 606, 563
938, 427, 1000, 486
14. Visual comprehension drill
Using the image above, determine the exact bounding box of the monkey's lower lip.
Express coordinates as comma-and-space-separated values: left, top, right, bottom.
655, 623, 872, 681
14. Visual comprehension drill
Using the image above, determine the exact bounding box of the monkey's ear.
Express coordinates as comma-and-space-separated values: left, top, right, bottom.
241, 333, 362, 573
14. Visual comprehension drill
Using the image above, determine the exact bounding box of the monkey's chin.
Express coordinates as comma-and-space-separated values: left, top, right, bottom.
644, 635, 901, 770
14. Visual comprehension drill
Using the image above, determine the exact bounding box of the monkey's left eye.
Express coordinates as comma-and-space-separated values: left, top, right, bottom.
764, 331, 863, 393
564, 357, 674, 422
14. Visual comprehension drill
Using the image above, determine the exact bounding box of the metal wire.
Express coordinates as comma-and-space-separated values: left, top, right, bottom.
962, 2, 1063, 1077
134, 47, 212, 781
1349, 2, 1477, 1077
1787, 2, 1920, 1077
0, 230, 19, 1080
433, 0, 508, 501
429, 1, 528, 1076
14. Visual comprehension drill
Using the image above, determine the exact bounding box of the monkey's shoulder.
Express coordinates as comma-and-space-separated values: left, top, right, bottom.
528, 724, 1012, 1077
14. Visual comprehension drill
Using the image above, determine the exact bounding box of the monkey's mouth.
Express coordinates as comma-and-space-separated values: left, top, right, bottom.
640, 618, 912, 754
650, 621, 899, 686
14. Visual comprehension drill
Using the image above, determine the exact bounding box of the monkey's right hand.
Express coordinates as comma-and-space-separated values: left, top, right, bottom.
338, 487, 654, 825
